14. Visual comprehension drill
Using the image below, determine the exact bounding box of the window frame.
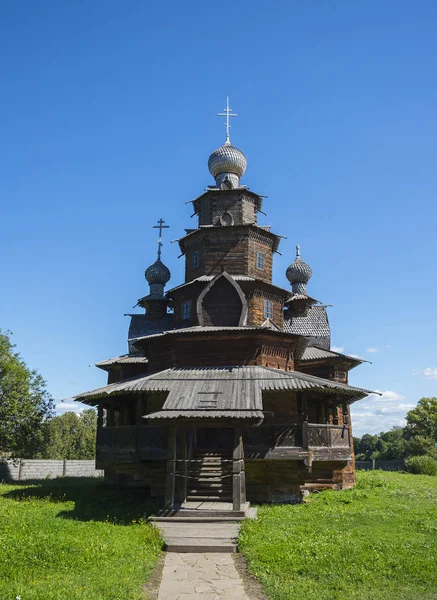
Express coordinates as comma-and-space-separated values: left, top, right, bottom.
264, 299, 273, 319
182, 299, 192, 320
192, 250, 199, 270
257, 251, 265, 270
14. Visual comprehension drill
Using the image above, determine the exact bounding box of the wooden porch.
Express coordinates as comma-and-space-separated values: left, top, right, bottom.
96, 420, 352, 511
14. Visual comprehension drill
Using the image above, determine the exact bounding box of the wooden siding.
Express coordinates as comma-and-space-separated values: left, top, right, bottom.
146, 332, 298, 371
183, 229, 274, 284
200, 276, 243, 327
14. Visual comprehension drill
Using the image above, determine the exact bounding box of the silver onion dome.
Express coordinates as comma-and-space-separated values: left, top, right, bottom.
145, 259, 171, 299
145, 259, 171, 284
208, 141, 247, 189
286, 246, 313, 295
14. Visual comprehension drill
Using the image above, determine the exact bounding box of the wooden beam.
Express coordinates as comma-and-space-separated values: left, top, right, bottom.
302, 420, 309, 449
97, 403, 103, 428
233, 427, 244, 511
164, 426, 177, 511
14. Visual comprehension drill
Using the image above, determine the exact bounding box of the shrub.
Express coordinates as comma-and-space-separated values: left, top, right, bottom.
405, 455, 437, 476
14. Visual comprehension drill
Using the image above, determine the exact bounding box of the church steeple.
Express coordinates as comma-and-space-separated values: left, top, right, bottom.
139, 219, 171, 320
286, 245, 313, 295
144, 219, 171, 299
208, 98, 247, 189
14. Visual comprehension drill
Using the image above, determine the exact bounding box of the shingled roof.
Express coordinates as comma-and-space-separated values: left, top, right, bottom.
283, 305, 331, 349
74, 366, 373, 415
95, 355, 148, 370
127, 314, 173, 353
299, 346, 364, 364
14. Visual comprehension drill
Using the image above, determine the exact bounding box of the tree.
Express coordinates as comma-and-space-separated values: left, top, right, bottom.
37, 409, 97, 459
405, 397, 437, 443
378, 427, 409, 460
0, 330, 54, 458
354, 433, 380, 459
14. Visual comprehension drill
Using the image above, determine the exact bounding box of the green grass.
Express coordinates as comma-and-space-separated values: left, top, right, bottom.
0, 478, 163, 600
239, 471, 437, 600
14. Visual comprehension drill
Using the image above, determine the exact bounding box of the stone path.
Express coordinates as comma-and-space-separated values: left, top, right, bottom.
157, 552, 250, 600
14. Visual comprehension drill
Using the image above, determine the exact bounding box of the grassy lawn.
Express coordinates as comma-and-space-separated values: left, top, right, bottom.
0, 478, 162, 600
239, 470, 437, 600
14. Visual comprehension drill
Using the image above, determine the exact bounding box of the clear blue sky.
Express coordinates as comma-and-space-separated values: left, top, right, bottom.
1, 1, 436, 436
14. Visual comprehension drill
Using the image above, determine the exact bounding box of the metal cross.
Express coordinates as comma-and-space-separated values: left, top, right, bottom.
296, 244, 301, 258
218, 96, 238, 144
153, 218, 169, 260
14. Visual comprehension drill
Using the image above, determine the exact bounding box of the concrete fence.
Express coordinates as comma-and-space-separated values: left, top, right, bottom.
356, 459, 405, 471
0, 459, 103, 481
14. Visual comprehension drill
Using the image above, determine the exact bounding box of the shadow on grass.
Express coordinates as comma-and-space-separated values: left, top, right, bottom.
2, 477, 161, 524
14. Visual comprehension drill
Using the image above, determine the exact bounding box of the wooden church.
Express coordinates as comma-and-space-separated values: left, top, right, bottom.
75, 100, 371, 514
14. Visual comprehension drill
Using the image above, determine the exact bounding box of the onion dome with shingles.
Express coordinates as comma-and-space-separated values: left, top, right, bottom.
145, 259, 171, 299
286, 245, 313, 295
208, 141, 247, 189
145, 259, 170, 285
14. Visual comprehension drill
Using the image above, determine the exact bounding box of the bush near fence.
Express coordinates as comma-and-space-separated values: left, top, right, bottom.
0, 459, 103, 481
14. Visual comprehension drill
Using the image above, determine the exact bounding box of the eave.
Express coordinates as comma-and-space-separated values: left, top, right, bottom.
188, 187, 265, 215
166, 274, 292, 301
94, 355, 148, 371
74, 365, 376, 407
176, 224, 282, 255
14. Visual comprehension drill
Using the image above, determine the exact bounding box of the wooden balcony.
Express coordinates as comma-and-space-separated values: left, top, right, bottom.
244, 422, 351, 461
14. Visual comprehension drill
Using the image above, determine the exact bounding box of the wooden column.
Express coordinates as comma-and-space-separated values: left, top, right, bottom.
135, 396, 143, 424
97, 403, 104, 428
342, 403, 349, 425
107, 406, 115, 427
319, 404, 326, 424
301, 393, 308, 449
180, 429, 188, 503
164, 426, 177, 511
232, 427, 245, 511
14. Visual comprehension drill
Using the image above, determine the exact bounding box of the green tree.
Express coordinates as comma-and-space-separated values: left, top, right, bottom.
354, 433, 380, 459
405, 397, 437, 443
378, 427, 409, 460
38, 409, 97, 459
0, 330, 54, 458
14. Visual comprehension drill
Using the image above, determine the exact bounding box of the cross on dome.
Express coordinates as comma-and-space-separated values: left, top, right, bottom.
153, 218, 169, 260
218, 96, 238, 144
209, 98, 247, 189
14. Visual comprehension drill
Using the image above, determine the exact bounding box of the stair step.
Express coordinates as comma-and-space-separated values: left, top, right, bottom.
186, 496, 233, 502
188, 481, 231, 487
188, 487, 232, 491
149, 515, 247, 522
189, 478, 232, 483
165, 538, 237, 553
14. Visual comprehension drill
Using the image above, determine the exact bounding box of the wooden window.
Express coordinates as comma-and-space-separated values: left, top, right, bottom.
182, 299, 192, 320
264, 299, 273, 319
192, 251, 199, 270
257, 251, 265, 270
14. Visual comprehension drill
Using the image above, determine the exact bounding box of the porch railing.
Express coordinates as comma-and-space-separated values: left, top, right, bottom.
306, 423, 350, 448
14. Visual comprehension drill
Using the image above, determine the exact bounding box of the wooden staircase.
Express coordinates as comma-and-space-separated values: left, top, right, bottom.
186, 448, 233, 502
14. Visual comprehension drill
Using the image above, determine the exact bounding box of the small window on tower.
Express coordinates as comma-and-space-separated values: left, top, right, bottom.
257, 251, 265, 270
192, 251, 199, 270
264, 299, 273, 319
182, 299, 192, 320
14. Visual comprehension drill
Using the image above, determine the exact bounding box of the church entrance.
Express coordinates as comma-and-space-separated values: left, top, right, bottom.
186, 428, 234, 502
195, 427, 233, 453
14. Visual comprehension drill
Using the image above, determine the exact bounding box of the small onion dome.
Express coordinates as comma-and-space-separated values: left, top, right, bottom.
208, 141, 247, 188
286, 246, 312, 294
145, 259, 171, 285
